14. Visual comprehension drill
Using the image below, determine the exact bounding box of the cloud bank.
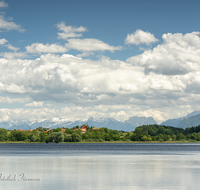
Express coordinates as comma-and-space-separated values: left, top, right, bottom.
0, 17, 200, 123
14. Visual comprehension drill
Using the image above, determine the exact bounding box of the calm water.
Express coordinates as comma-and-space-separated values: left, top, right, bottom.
0, 143, 200, 190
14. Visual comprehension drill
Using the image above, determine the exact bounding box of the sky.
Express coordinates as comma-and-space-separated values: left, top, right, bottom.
0, 0, 200, 124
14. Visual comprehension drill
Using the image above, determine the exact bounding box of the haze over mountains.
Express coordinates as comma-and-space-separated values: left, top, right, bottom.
160, 111, 200, 128
1, 111, 200, 131
0, 116, 157, 131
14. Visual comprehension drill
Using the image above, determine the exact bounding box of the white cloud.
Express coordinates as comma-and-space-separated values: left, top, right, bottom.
56, 22, 87, 40
65, 38, 122, 52
1, 31, 200, 123
0, 107, 55, 122
162, 31, 200, 47
6, 44, 19, 51
1, 52, 27, 59
0, 15, 25, 32
55, 23, 122, 54
0, 103, 195, 124
0, 53, 191, 101
25, 101, 44, 107
26, 43, 68, 54
0, 96, 30, 103
0, 38, 7, 45
0, 53, 142, 96
76, 52, 95, 57
0, 38, 20, 52
0, 1, 8, 8
126, 31, 200, 75
125, 29, 158, 45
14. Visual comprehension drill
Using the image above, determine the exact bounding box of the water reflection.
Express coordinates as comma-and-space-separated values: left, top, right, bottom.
0, 154, 200, 190
0, 143, 200, 190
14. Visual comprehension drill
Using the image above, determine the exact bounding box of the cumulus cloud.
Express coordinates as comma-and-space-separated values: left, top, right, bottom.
127, 31, 200, 75
125, 29, 158, 45
25, 101, 44, 107
26, 43, 68, 54
0, 15, 25, 32
1, 30, 200, 123
65, 38, 122, 52
0, 53, 140, 96
1, 52, 27, 59
0, 53, 193, 104
56, 22, 87, 40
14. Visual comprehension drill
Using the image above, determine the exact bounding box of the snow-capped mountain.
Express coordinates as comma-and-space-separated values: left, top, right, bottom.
2, 110, 200, 131
0, 116, 157, 131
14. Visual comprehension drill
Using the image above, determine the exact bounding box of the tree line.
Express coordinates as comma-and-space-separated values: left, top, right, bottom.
1, 124, 200, 143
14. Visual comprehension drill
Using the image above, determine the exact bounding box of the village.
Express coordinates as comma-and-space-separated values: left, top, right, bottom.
12, 124, 100, 134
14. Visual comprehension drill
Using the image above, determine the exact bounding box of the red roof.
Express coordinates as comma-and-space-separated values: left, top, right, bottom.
81, 125, 87, 129
61, 128, 66, 133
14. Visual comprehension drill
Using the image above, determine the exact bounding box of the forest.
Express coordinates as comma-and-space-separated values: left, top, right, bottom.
1, 124, 200, 143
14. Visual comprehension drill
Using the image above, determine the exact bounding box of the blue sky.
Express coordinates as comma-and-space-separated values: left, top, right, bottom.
0, 0, 200, 124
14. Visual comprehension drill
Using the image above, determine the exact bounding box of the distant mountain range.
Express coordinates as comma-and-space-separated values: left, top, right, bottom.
1, 110, 200, 130
160, 110, 200, 129
0, 116, 157, 131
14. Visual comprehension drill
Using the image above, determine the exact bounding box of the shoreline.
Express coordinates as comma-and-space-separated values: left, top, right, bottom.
0, 141, 199, 144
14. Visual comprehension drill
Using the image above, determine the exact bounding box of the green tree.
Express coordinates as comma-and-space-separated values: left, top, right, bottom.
104, 134, 111, 141
0, 128, 7, 141
176, 133, 185, 141
132, 128, 142, 141
53, 127, 61, 132
171, 134, 176, 141
52, 132, 64, 143
36, 126, 43, 131
158, 126, 165, 134
163, 134, 170, 141
65, 128, 74, 134
71, 133, 81, 142
130, 133, 137, 141
29, 129, 40, 142
141, 135, 148, 141
64, 133, 72, 142
39, 131, 46, 142
75, 129, 82, 136
186, 134, 191, 140
112, 134, 120, 141
9, 130, 28, 141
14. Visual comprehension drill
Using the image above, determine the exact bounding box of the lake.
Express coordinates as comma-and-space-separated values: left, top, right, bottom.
0, 143, 200, 190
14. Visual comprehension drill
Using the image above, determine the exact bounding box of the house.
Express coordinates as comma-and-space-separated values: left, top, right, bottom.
81, 128, 86, 133
81, 125, 87, 133
44, 129, 53, 133
12, 129, 25, 132
93, 127, 100, 130
25, 129, 33, 133
61, 128, 66, 133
